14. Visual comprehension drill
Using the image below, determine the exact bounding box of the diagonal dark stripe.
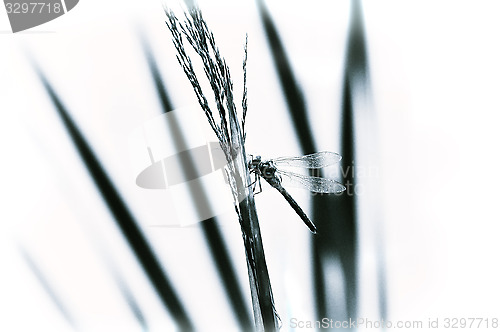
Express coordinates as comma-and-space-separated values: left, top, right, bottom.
19, 246, 78, 330
142, 40, 253, 330
35, 68, 194, 331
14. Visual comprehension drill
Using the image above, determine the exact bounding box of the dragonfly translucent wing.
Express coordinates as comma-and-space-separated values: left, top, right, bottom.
276, 169, 346, 194
271, 151, 342, 169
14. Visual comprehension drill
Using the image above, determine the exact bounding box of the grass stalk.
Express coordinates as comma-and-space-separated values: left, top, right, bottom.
141, 37, 253, 329
164, 7, 279, 331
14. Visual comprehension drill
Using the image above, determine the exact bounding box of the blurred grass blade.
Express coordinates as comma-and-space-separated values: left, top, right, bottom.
142, 39, 253, 330
343, 0, 387, 319
107, 260, 148, 331
256, 0, 360, 321
18, 246, 78, 330
35, 68, 194, 331
323, 75, 357, 319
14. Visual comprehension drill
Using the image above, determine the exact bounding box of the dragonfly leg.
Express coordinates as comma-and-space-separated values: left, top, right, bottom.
248, 174, 258, 189
249, 173, 262, 194
255, 174, 263, 194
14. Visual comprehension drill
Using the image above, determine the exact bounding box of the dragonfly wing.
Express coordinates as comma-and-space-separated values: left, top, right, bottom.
272, 151, 342, 169
277, 169, 346, 194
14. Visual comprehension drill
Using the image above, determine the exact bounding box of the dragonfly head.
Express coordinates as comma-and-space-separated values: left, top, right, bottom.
259, 160, 277, 179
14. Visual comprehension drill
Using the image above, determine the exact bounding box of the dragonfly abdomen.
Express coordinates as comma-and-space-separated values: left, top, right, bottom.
272, 184, 317, 234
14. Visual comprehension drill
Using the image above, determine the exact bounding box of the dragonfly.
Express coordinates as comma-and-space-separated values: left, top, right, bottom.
247, 151, 346, 234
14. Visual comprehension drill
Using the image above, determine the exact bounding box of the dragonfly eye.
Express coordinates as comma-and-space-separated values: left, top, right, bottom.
261, 164, 275, 178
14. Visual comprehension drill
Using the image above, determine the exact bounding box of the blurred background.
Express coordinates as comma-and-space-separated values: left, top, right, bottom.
1, 0, 500, 331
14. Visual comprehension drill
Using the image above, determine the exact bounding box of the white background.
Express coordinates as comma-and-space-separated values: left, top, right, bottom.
1, 0, 500, 331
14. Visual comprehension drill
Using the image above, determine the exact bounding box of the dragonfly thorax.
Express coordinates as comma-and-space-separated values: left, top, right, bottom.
258, 161, 277, 179
248, 156, 278, 180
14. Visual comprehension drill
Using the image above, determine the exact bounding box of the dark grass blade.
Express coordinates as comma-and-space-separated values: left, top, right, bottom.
310, 79, 358, 320
313, 0, 364, 321
142, 39, 253, 330
342, 0, 387, 319
256, 0, 365, 321
34, 68, 194, 331
18, 246, 78, 330
322, 76, 357, 318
